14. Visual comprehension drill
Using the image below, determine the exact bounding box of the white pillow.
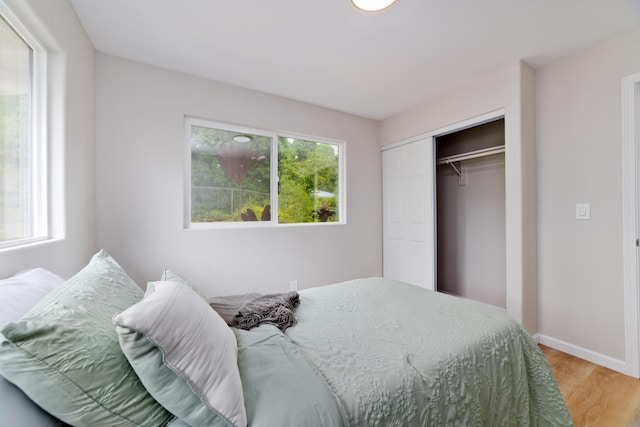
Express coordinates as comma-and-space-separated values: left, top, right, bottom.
0, 267, 66, 427
0, 268, 64, 328
114, 280, 247, 427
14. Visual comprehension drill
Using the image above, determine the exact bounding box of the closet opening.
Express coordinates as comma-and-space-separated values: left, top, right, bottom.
435, 118, 506, 309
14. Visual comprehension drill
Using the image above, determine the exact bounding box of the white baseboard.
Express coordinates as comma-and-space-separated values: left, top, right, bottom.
536, 334, 627, 375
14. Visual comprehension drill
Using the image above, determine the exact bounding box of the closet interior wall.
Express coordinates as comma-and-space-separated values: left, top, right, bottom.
436, 119, 506, 309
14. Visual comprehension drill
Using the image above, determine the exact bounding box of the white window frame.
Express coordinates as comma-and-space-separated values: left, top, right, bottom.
0, 2, 48, 250
184, 117, 346, 229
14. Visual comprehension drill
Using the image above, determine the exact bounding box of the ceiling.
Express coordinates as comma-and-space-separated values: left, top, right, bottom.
69, 0, 640, 121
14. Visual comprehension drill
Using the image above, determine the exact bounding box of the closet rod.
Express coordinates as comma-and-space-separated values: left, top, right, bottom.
436, 145, 505, 165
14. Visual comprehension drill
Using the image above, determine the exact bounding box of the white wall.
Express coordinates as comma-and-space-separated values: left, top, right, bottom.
537, 28, 640, 362
0, 0, 95, 279
380, 61, 537, 333
96, 54, 382, 295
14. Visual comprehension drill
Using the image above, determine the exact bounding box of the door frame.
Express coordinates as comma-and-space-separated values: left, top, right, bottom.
622, 72, 640, 378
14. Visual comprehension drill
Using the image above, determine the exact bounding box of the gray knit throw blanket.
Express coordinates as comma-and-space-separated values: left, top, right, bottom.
208, 291, 300, 332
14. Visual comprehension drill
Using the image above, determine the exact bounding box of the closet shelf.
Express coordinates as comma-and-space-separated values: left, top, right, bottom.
436, 145, 505, 165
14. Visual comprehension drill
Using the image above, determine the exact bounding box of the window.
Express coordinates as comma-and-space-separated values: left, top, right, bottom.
0, 8, 47, 248
186, 118, 344, 227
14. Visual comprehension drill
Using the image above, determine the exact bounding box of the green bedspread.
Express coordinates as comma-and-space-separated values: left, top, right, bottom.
282, 278, 573, 427
234, 325, 344, 427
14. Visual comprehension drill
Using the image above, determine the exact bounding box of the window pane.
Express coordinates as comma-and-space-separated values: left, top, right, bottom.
0, 16, 32, 242
190, 125, 271, 222
278, 137, 340, 224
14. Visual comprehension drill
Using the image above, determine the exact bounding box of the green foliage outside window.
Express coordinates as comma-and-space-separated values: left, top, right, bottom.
189, 122, 340, 224
277, 137, 339, 224
191, 126, 271, 222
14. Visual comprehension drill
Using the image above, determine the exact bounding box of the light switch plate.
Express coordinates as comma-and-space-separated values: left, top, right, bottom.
576, 203, 590, 220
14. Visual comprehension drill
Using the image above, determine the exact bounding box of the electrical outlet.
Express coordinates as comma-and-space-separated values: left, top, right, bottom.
290, 280, 298, 291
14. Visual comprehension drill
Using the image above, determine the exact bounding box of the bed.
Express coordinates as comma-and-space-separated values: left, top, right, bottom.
0, 250, 573, 426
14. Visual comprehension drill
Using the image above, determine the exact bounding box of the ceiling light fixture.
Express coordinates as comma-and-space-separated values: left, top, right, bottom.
351, 0, 397, 12
232, 135, 253, 143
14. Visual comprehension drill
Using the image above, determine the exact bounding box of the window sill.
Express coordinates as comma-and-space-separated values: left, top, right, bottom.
185, 221, 346, 231
0, 237, 63, 253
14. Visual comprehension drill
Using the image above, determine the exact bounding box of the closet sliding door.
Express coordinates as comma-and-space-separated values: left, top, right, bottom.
382, 138, 435, 290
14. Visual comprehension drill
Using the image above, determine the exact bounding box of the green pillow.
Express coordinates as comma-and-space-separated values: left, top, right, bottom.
114, 280, 247, 427
0, 250, 175, 427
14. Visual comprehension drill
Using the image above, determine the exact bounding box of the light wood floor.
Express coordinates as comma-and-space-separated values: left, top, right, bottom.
541, 345, 640, 426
